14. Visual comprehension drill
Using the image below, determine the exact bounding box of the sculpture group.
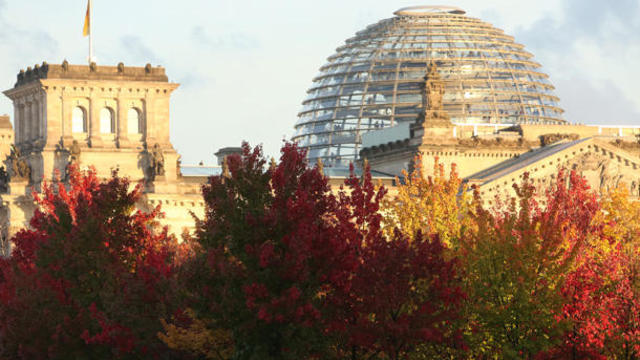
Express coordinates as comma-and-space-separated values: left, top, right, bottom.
420, 61, 451, 126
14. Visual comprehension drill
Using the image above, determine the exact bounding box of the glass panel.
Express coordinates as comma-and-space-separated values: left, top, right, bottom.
293, 9, 566, 167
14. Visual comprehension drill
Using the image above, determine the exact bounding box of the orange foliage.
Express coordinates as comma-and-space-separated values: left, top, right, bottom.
382, 155, 473, 247
159, 308, 233, 360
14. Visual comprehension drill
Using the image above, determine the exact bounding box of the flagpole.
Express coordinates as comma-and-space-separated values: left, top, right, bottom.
88, 0, 93, 63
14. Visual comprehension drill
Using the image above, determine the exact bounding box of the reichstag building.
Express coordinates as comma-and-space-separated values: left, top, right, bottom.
0, 5, 637, 248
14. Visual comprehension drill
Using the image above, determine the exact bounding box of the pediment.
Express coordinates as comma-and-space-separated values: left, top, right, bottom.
467, 138, 640, 198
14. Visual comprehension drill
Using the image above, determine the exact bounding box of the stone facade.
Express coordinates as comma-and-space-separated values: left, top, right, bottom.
361, 66, 640, 202
0, 62, 207, 250
0, 115, 13, 162
465, 138, 640, 204
3, 61, 179, 184
1, 61, 637, 254
363, 123, 640, 192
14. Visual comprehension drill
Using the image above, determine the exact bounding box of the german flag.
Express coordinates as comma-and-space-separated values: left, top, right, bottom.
83, 0, 90, 37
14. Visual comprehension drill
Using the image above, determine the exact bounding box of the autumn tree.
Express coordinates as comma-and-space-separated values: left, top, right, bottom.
554, 186, 640, 358
325, 229, 466, 360
159, 308, 234, 359
460, 170, 600, 358
327, 156, 469, 359
381, 155, 472, 247
0, 166, 182, 359
164, 143, 466, 360
175, 143, 367, 359
322, 157, 466, 360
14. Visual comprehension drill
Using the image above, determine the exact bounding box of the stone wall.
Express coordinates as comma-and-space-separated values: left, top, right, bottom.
0, 62, 196, 247
363, 121, 640, 180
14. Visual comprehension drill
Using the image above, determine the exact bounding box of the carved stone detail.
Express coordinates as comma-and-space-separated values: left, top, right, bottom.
69, 140, 81, 165
458, 136, 536, 149
7, 145, 31, 183
610, 139, 640, 157
568, 152, 626, 193
149, 143, 165, 178
419, 61, 451, 128
630, 179, 640, 197
64, 140, 82, 180
539, 133, 580, 146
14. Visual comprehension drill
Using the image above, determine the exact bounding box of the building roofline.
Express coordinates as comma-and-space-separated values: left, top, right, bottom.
11, 61, 170, 88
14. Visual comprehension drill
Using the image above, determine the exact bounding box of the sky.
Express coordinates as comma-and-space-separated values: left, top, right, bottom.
0, 0, 638, 164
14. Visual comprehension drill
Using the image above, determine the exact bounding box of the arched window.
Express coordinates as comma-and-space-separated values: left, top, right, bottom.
127, 108, 143, 134
100, 107, 115, 134
72, 106, 86, 133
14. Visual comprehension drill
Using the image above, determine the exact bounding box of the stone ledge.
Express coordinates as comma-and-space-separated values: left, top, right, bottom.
13, 61, 169, 88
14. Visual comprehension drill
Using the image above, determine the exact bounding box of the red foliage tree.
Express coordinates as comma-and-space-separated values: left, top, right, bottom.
186, 143, 365, 358
554, 251, 620, 359
0, 166, 182, 359
323, 168, 466, 360
326, 232, 466, 360
552, 184, 640, 359
178, 142, 465, 359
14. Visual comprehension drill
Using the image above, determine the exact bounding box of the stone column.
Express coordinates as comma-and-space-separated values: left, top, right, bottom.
155, 95, 172, 147
88, 95, 103, 148
144, 92, 156, 146
38, 93, 46, 144
40, 90, 57, 182
19, 101, 26, 144
61, 90, 74, 147
44, 90, 59, 148
116, 96, 130, 148
31, 99, 39, 143
23, 99, 32, 145
14, 101, 22, 145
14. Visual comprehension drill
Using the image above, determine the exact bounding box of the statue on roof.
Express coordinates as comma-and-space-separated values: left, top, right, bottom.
69, 140, 81, 165
425, 62, 444, 111
420, 61, 451, 127
64, 140, 82, 181
149, 143, 165, 178
8, 145, 31, 183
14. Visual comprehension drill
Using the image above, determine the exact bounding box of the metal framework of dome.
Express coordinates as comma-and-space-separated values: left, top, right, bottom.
293, 6, 566, 167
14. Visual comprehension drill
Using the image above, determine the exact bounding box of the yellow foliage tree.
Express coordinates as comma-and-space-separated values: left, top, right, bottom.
158, 308, 234, 360
382, 155, 473, 247
598, 185, 640, 252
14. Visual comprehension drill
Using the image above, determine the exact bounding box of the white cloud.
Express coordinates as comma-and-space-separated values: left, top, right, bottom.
513, 0, 640, 124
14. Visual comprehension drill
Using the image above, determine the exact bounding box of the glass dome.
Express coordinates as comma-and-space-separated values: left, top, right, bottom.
293, 6, 566, 167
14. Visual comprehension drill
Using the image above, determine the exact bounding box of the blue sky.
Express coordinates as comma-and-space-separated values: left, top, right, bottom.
0, 0, 638, 164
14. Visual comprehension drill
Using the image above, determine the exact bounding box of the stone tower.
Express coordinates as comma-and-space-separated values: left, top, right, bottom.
0, 61, 195, 245
3, 61, 180, 188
